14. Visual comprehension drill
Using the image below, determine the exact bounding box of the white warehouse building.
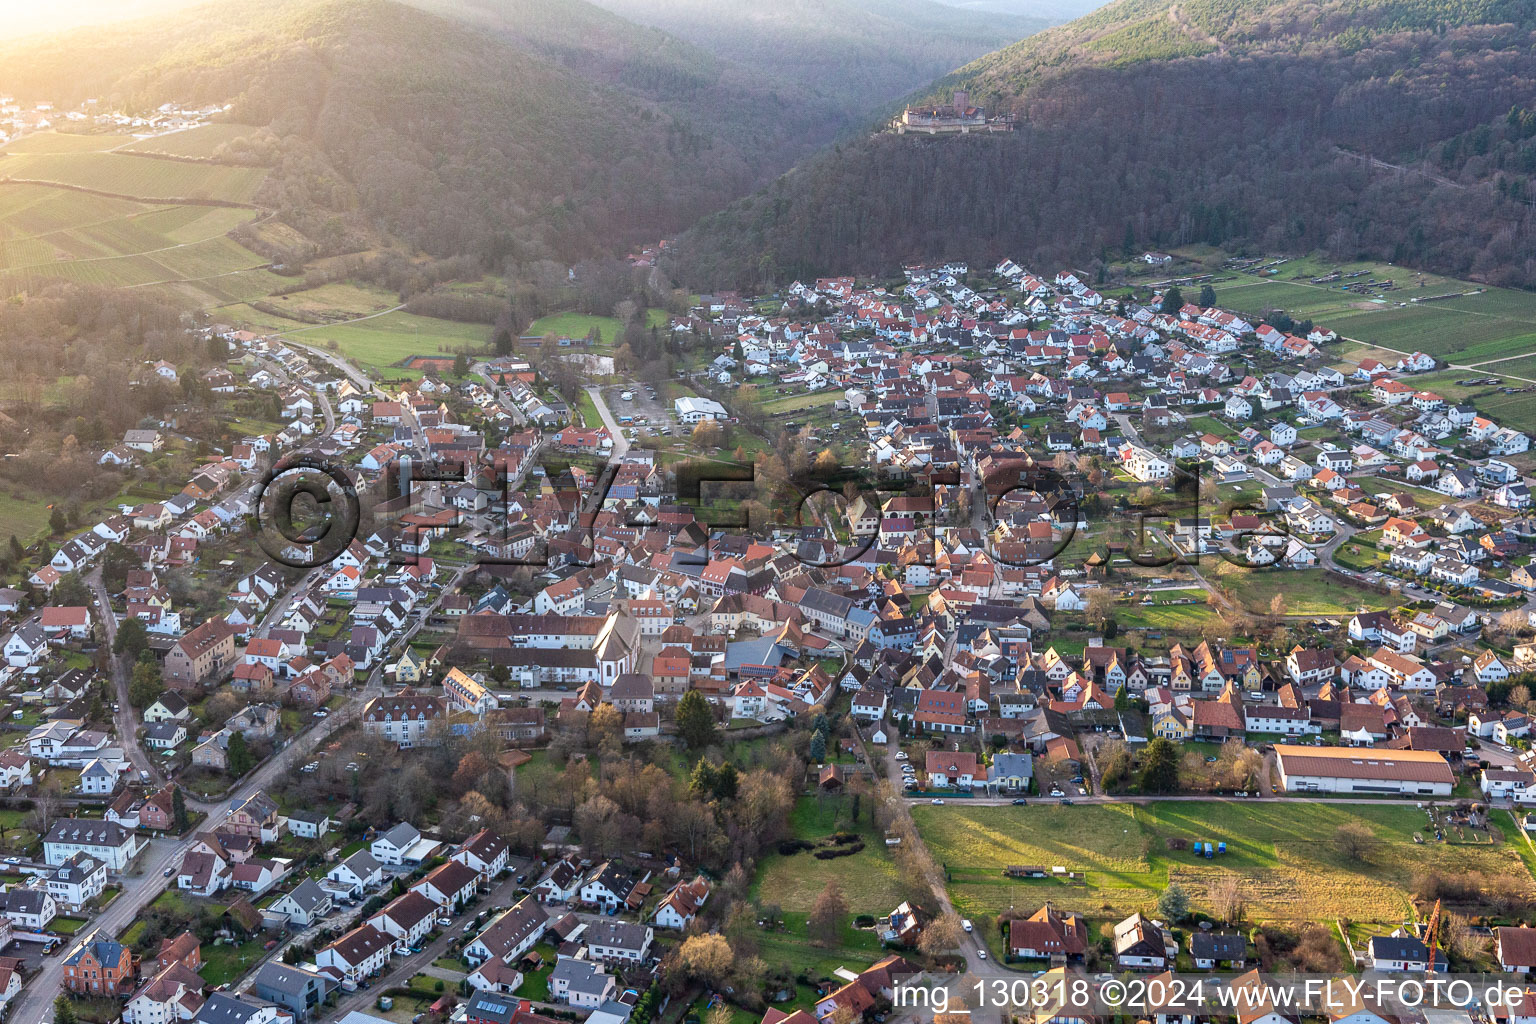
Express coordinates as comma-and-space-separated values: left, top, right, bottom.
1273, 745, 1453, 796
674, 396, 729, 424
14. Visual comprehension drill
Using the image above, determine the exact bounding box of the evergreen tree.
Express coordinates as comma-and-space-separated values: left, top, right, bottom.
675, 690, 717, 749
49, 507, 66, 535
1139, 737, 1182, 793
1157, 881, 1190, 922
227, 731, 254, 776
689, 759, 718, 798
128, 660, 163, 708
1198, 284, 1218, 307
8, 536, 22, 563
809, 731, 827, 762
55, 996, 79, 1024
712, 762, 739, 800
173, 786, 189, 832
1158, 286, 1184, 315
114, 616, 149, 660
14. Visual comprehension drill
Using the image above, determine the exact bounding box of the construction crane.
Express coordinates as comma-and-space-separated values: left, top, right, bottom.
1424, 898, 1442, 975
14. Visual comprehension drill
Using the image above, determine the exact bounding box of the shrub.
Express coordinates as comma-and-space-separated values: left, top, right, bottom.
776, 840, 815, 856
813, 842, 864, 859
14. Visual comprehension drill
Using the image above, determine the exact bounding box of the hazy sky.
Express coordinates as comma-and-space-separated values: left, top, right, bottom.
0, 0, 204, 39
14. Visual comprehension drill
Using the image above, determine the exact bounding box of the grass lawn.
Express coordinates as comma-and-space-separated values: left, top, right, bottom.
689, 997, 761, 1024
0, 491, 57, 544
574, 389, 602, 430
518, 965, 551, 1001
913, 800, 1534, 924
513, 750, 595, 804
758, 391, 840, 415
199, 935, 269, 986
271, 311, 489, 376
1355, 478, 1453, 508
755, 911, 890, 982
1110, 596, 1212, 632
151, 889, 204, 915
1215, 565, 1394, 616
750, 797, 901, 915
51, 915, 89, 934
526, 309, 667, 351
1185, 415, 1240, 438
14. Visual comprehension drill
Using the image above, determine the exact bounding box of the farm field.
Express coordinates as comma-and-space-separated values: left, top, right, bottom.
1208, 254, 1536, 363
1398, 370, 1536, 436
0, 180, 271, 300
2, 131, 132, 154
121, 124, 265, 159
1465, 352, 1536, 383
259, 282, 400, 321
0, 151, 267, 204
912, 800, 1536, 923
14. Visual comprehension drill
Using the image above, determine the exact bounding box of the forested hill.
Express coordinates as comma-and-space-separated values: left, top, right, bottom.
577, 0, 1054, 124
0, 0, 968, 268
668, 0, 1536, 291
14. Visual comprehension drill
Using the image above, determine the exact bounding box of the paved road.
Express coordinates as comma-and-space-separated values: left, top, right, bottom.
325, 867, 528, 1019
585, 385, 631, 459
283, 338, 381, 396
23, 697, 369, 1024
87, 567, 156, 784
471, 361, 530, 428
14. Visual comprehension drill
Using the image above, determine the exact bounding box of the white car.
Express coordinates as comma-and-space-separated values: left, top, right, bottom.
1050, 788, 1064, 797
976, 949, 987, 960
930, 798, 945, 805
895, 752, 909, 761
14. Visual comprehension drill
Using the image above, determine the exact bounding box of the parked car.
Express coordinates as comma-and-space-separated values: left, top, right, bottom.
930, 798, 945, 805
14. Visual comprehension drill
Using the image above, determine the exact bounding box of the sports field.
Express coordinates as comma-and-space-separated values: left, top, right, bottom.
913, 800, 1536, 923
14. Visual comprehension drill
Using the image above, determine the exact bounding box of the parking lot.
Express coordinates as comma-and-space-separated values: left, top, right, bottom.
603, 382, 676, 440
